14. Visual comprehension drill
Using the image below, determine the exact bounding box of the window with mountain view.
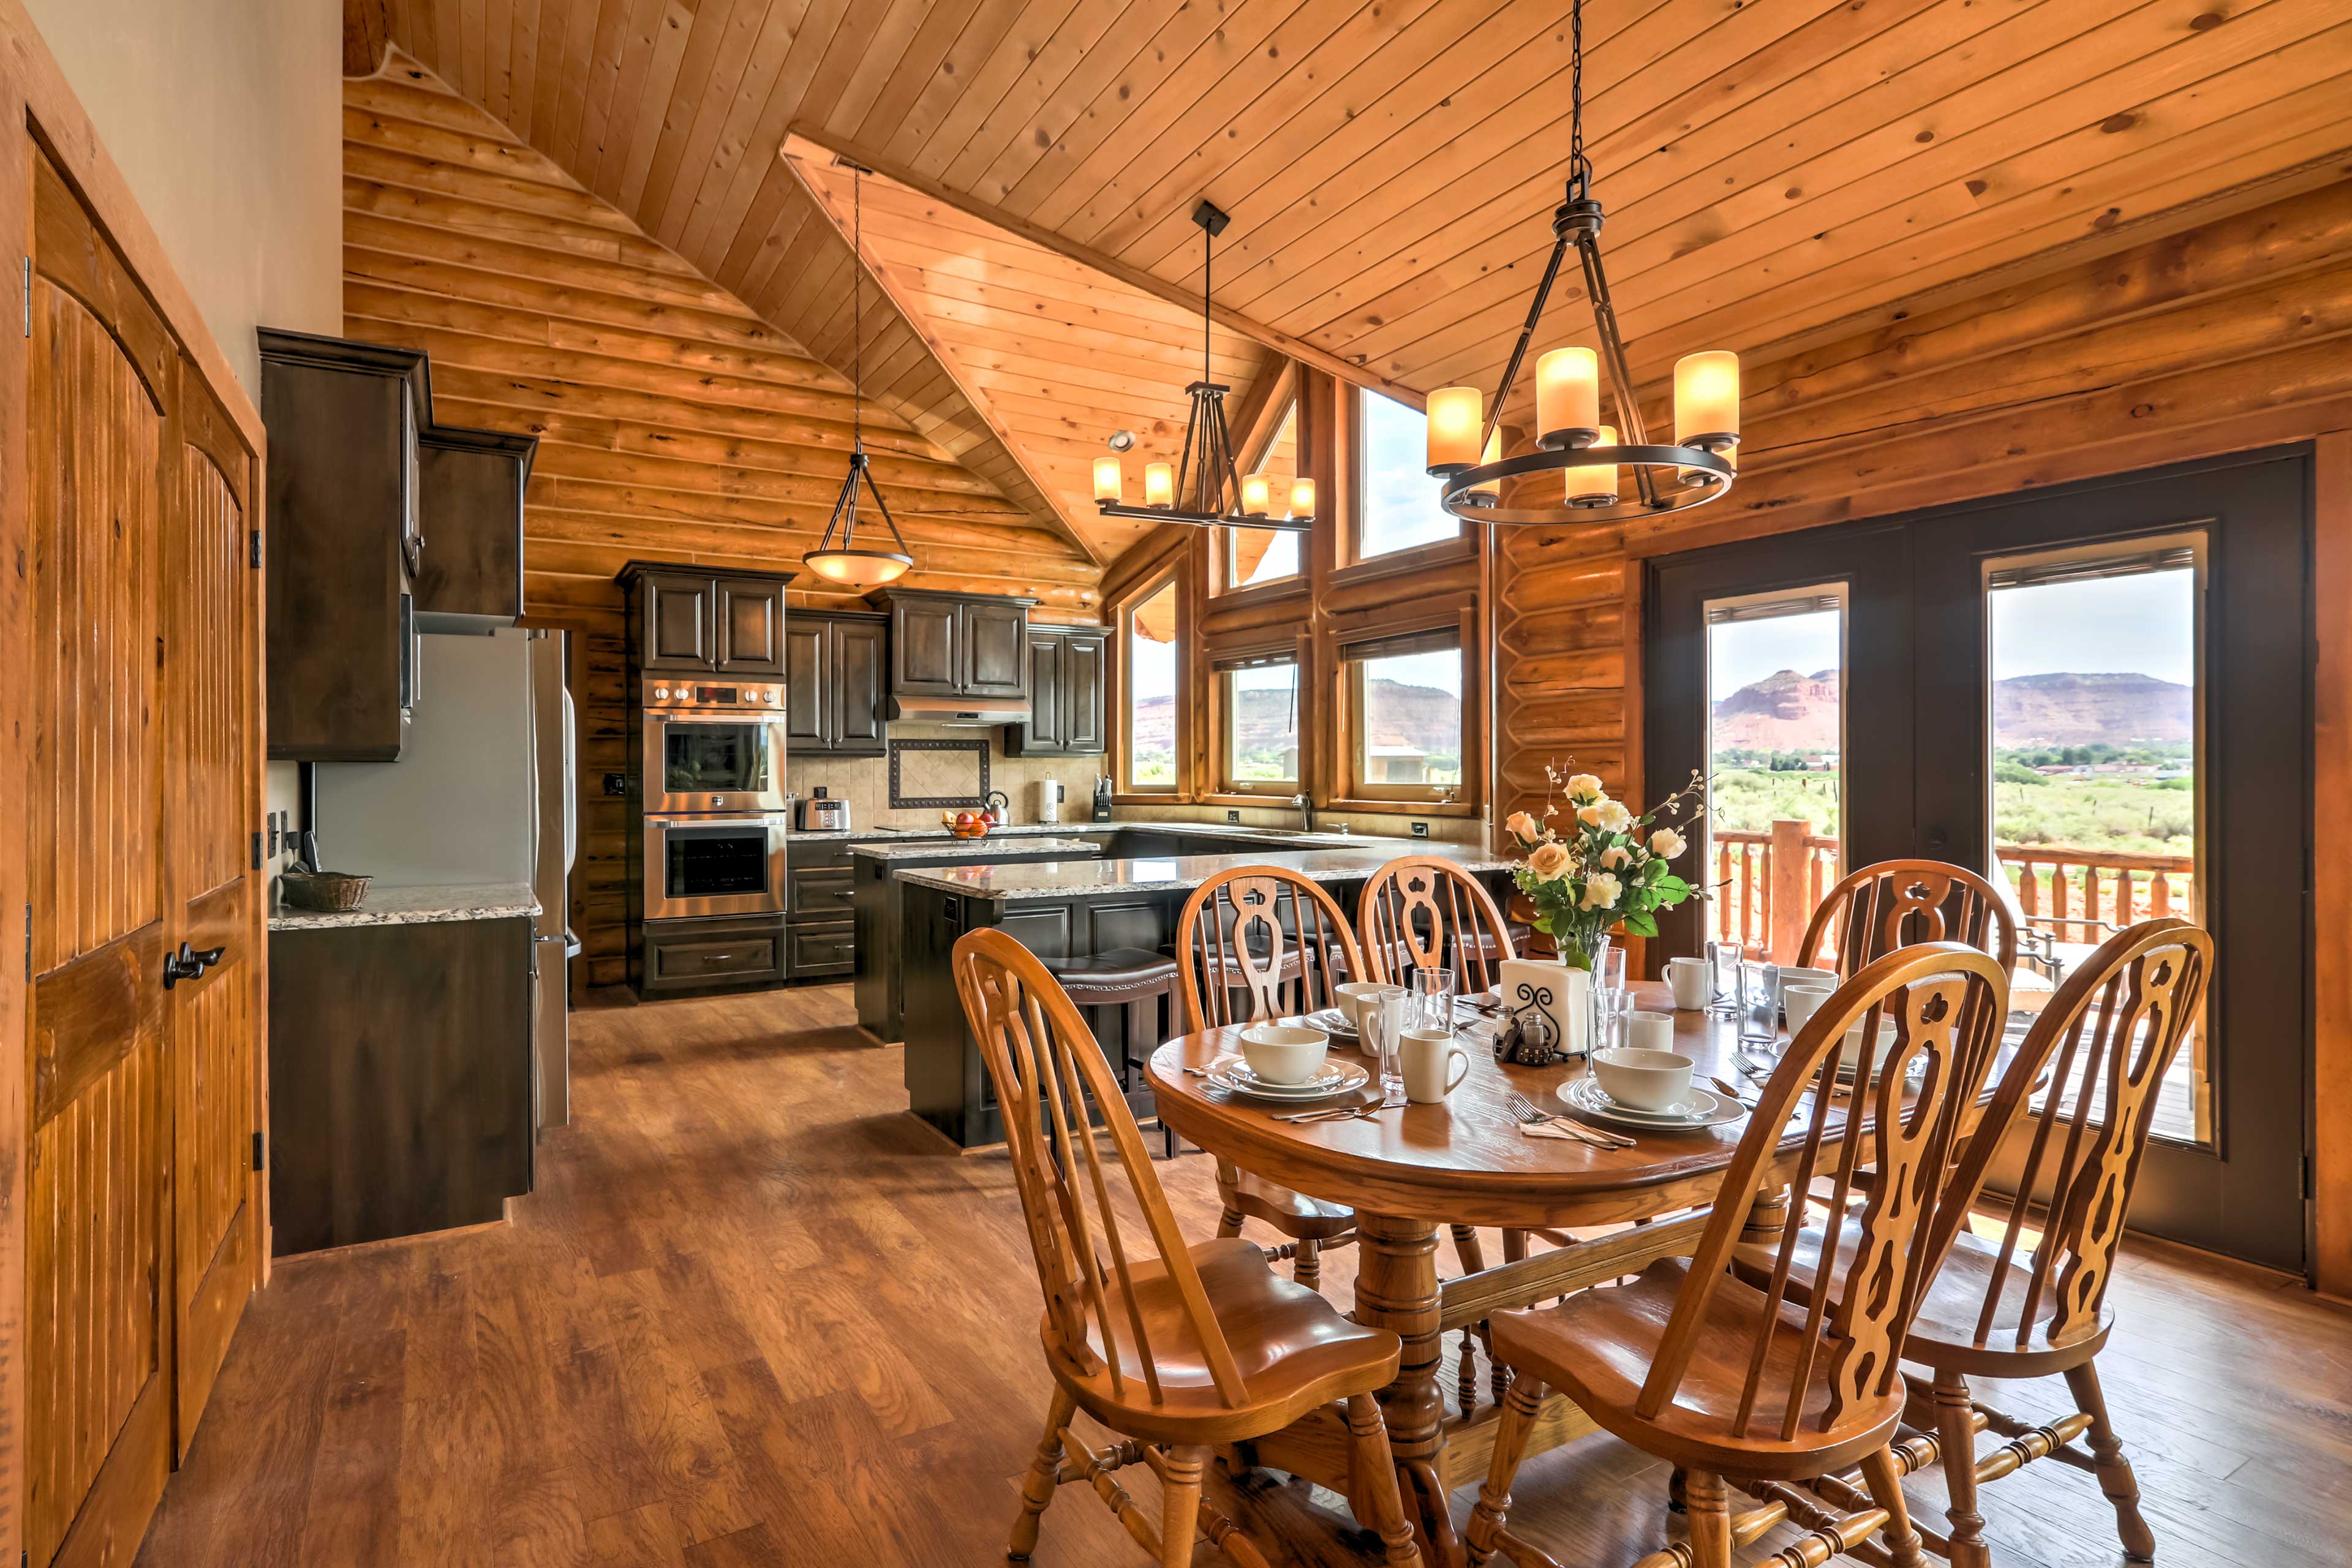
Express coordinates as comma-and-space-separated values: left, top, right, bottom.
1219, 655, 1299, 790
1704, 588, 1845, 951
1344, 629, 1462, 800
1122, 575, 1180, 791
1357, 390, 1461, 559
1226, 402, 1302, 590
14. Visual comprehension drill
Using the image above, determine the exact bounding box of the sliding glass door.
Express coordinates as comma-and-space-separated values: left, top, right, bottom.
1646, 451, 2312, 1273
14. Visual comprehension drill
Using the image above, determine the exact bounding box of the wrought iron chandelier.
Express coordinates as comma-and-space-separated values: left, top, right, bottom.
1424, 0, 1740, 526
1093, 201, 1316, 534
804, 164, 915, 587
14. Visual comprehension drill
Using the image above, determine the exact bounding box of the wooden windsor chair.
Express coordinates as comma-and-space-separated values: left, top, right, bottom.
1172, 865, 1364, 1290
951, 929, 1424, 1568
1466, 943, 2012, 1568
1796, 859, 2020, 977
1753, 917, 2212, 1567
1357, 856, 1558, 1411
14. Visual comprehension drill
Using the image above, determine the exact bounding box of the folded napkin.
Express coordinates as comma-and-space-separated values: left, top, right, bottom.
1519, 1118, 1594, 1142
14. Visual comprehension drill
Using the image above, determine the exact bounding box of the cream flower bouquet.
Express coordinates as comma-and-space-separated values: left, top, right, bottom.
1505, 764, 1705, 971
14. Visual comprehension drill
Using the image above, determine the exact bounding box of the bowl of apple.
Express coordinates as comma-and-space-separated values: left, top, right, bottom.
943, 810, 991, 839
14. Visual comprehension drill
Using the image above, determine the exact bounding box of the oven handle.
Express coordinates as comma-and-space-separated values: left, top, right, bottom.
649, 711, 790, 725
643, 813, 790, 828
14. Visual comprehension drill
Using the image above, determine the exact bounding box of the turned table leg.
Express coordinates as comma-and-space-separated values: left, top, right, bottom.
1355, 1211, 1460, 1568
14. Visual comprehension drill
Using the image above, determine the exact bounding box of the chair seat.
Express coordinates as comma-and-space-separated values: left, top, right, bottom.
1491, 1258, 1907, 1479
1046, 948, 1179, 997
1046, 1236, 1400, 1442
1221, 1167, 1355, 1241
1742, 1223, 2115, 1378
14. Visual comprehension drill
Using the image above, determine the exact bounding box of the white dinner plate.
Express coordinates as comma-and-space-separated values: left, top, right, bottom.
1556, 1074, 1746, 1130
1206, 1058, 1370, 1102
1298, 1008, 1359, 1041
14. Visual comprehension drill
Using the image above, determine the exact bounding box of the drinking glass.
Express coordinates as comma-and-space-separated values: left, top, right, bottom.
1596, 943, 1627, 1000
1366, 989, 1413, 1107
1409, 965, 1458, 1030
1739, 960, 1782, 1049
1586, 987, 1631, 1080
1706, 940, 1744, 1016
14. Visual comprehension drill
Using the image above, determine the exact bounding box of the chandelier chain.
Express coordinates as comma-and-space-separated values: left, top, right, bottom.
1568, 0, 1589, 199
852, 167, 862, 451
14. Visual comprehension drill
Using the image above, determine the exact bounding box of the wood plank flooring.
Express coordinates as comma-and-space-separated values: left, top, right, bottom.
138, 983, 2352, 1567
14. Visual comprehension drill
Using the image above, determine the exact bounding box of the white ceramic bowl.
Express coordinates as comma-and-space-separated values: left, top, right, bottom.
1779, 966, 1839, 995
1838, 1019, 1902, 1081
1593, 1047, 1695, 1112
1240, 1023, 1330, 1085
1783, 984, 1834, 1037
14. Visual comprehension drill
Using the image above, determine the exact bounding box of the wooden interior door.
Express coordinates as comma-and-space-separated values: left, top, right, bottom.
165, 360, 262, 1460
25, 152, 178, 1568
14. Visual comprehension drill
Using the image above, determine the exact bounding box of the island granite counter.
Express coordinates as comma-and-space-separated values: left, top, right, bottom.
894, 840, 1515, 1147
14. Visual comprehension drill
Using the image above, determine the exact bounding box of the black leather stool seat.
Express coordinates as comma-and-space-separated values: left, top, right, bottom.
1047, 948, 1178, 995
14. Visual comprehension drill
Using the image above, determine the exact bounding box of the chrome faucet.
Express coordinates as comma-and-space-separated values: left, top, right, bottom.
1292, 793, 1313, 834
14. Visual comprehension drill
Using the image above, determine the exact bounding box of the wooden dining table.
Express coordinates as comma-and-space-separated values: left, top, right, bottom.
1144, 980, 1975, 1568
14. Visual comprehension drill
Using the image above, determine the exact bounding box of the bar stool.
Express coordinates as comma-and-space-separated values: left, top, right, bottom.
1044, 948, 1183, 1157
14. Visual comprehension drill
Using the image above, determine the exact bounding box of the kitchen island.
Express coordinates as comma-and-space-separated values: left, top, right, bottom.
890, 839, 1513, 1148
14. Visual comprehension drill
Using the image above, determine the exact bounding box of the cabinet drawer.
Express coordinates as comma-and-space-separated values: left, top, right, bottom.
789, 866, 856, 918
643, 922, 783, 991
789, 923, 858, 978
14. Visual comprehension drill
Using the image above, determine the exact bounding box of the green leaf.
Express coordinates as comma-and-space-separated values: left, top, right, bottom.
1621, 911, 1659, 938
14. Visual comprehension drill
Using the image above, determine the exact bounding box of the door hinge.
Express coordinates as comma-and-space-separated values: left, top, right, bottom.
252, 1131, 266, 1172
250, 528, 263, 569
251, 829, 264, 870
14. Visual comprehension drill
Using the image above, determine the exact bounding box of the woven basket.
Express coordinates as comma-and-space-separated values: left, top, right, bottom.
281, 870, 371, 913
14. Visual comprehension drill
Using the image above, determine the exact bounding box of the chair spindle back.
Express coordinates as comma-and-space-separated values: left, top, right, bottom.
1642, 944, 2010, 1442
952, 928, 1249, 1410
1357, 856, 1515, 994
1927, 917, 2212, 1352
1798, 859, 2019, 978
1173, 865, 1365, 1031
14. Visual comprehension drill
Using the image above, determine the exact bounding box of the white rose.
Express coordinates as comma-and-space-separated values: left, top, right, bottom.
1565, 772, 1604, 803
1600, 844, 1631, 870
1579, 799, 1632, 834
1649, 828, 1687, 859
1579, 871, 1622, 911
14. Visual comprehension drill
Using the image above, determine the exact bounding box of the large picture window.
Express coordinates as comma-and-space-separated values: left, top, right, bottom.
1343, 628, 1463, 799
1356, 390, 1460, 560
1224, 401, 1302, 591
1216, 652, 1299, 792
1121, 575, 1180, 791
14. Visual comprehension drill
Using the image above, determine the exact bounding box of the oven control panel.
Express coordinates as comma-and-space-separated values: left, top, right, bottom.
644, 680, 785, 709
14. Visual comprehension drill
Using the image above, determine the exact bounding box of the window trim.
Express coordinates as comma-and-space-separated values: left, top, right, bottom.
1349, 385, 1467, 568
1114, 566, 1185, 798
1336, 623, 1471, 807
1212, 643, 1303, 797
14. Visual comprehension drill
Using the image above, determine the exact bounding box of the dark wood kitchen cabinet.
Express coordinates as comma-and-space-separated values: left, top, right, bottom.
414, 423, 536, 633
867, 588, 1036, 701
620, 562, 795, 677
1006, 625, 1109, 756
785, 609, 889, 756
260, 328, 429, 761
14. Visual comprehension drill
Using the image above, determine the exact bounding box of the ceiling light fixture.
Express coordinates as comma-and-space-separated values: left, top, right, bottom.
1095, 201, 1315, 535
804, 164, 915, 587
1425, 0, 1738, 526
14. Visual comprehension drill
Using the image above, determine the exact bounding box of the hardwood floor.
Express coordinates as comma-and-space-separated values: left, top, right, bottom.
140, 984, 2352, 1567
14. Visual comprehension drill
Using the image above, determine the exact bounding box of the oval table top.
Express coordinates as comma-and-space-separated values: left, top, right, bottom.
1145, 981, 1972, 1230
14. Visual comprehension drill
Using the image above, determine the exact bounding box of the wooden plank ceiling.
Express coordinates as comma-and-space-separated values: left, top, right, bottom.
363, 0, 2352, 445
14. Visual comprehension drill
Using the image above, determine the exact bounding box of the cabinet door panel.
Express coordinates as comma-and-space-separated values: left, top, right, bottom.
895, 599, 960, 693
1064, 633, 1107, 754
834, 618, 888, 753
1023, 633, 1066, 753
715, 577, 785, 674
963, 600, 1028, 697
783, 621, 827, 748
641, 573, 714, 671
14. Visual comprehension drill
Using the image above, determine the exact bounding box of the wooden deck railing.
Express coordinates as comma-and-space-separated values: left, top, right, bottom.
1709, 821, 2195, 960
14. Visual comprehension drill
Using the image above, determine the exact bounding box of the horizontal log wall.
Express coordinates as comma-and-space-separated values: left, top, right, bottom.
344, 61, 1104, 990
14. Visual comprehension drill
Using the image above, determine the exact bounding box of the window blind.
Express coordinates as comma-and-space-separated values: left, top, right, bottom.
1337, 625, 1460, 663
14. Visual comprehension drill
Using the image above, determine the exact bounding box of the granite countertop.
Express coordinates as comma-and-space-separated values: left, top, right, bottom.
895, 842, 1515, 901
848, 837, 1103, 862
793, 820, 1389, 848
270, 881, 542, 932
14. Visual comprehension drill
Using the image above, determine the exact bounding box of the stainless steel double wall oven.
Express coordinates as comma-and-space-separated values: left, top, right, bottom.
641, 678, 790, 919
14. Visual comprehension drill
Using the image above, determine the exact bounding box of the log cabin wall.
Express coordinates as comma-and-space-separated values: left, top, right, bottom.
341, 56, 1106, 989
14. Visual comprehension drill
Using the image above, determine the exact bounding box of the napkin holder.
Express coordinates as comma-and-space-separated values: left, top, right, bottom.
1495, 957, 1587, 1066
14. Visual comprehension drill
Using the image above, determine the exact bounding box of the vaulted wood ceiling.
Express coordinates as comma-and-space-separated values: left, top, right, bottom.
363, 0, 2350, 482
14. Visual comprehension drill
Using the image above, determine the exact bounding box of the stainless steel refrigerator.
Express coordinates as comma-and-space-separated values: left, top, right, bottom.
530, 632, 578, 1130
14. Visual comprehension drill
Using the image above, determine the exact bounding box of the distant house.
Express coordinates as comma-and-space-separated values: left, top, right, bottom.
1364, 739, 1428, 784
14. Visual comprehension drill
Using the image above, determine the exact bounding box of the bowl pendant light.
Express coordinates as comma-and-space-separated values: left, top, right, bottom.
804, 165, 914, 587
1093, 201, 1317, 534
1423, 0, 1738, 526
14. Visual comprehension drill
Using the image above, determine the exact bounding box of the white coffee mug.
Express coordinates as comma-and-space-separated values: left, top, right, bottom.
1335, 980, 1394, 1032
1624, 1009, 1674, 1052
1664, 957, 1709, 1010
1783, 984, 1834, 1038
1400, 1027, 1470, 1103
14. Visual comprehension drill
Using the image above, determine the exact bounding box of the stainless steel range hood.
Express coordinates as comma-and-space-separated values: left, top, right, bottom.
887, 693, 1032, 726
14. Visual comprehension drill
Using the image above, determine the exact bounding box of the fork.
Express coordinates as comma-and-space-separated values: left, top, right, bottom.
1506, 1090, 1632, 1148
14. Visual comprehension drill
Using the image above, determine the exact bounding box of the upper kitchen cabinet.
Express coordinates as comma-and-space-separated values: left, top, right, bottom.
1006, 626, 1109, 757
414, 424, 536, 633
865, 588, 1036, 707
619, 564, 795, 677
786, 611, 888, 756
260, 329, 429, 762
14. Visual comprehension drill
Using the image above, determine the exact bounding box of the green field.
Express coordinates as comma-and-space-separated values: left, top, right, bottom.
1709, 760, 2194, 858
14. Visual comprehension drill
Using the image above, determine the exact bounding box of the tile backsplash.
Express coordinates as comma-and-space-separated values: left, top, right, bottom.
794, 726, 1107, 829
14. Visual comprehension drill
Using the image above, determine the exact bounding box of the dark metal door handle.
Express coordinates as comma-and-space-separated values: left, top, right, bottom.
162, 941, 227, 989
